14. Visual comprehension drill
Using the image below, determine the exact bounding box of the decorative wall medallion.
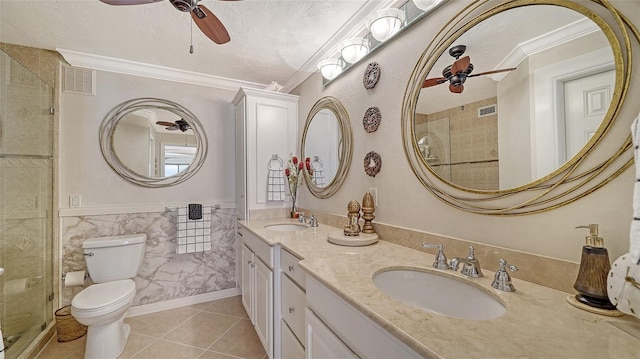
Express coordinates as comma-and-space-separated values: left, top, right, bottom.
363, 62, 380, 89
364, 151, 382, 177
363, 107, 381, 133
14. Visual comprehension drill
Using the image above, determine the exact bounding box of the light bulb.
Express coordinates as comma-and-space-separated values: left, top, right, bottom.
412, 0, 442, 11
340, 38, 369, 64
366, 8, 405, 42
317, 59, 344, 80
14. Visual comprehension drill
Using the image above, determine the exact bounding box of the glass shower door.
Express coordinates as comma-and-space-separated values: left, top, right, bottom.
0, 49, 54, 358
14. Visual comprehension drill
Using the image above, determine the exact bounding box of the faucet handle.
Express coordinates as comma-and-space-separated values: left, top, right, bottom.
309, 214, 319, 227
421, 243, 449, 270
491, 258, 518, 292
298, 213, 306, 223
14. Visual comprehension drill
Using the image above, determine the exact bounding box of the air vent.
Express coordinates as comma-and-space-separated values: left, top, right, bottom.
63, 66, 95, 95
478, 104, 497, 118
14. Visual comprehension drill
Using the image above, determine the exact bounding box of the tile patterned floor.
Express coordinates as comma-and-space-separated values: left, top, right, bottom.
36, 296, 267, 359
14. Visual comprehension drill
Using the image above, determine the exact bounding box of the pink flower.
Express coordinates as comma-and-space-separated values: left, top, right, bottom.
285, 168, 290, 176
292, 156, 298, 165
298, 162, 304, 170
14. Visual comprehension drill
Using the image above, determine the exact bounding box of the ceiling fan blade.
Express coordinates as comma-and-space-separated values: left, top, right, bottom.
468, 68, 517, 78
156, 121, 176, 126
99, 0, 164, 5
449, 83, 464, 94
451, 56, 471, 75
422, 77, 447, 88
191, 4, 231, 44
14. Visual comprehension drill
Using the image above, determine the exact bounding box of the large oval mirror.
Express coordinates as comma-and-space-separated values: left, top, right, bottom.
402, 0, 634, 214
301, 97, 353, 198
100, 98, 208, 187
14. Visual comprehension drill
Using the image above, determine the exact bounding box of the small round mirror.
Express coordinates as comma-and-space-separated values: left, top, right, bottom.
100, 98, 208, 187
302, 97, 353, 198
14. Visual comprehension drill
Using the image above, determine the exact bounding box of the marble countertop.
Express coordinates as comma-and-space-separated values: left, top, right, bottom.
239, 218, 640, 359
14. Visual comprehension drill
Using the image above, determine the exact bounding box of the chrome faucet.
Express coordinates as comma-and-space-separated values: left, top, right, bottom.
450, 246, 483, 278
421, 243, 449, 270
299, 213, 318, 227
491, 258, 518, 292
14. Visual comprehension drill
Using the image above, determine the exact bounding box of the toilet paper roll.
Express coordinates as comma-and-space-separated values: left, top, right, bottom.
4, 278, 29, 294
64, 271, 87, 287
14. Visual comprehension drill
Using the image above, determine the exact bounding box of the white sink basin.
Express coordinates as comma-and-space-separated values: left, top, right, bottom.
373, 268, 505, 320
264, 223, 308, 232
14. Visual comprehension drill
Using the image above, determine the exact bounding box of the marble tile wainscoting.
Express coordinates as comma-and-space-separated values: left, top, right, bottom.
60, 207, 237, 307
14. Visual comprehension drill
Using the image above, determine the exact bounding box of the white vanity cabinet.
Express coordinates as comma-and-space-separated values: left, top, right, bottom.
305, 276, 422, 359
278, 248, 306, 359
238, 225, 274, 358
233, 88, 299, 220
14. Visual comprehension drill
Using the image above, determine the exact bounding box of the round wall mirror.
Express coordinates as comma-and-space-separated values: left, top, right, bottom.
402, 0, 635, 214
100, 98, 208, 187
301, 97, 353, 198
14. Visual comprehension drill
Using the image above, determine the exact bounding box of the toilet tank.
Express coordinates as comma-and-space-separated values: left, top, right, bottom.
82, 234, 147, 283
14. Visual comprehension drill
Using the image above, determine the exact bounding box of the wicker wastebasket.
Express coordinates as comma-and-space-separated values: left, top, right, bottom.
54, 305, 87, 342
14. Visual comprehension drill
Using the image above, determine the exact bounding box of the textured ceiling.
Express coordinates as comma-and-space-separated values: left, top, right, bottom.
0, 0, 373, 89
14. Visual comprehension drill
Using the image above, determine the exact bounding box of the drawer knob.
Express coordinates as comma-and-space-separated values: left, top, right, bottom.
288, 307, 295, 314
288, 265, 294, 272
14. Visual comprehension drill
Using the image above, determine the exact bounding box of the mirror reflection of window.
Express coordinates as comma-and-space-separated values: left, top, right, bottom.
305, 109, 340, 188
162, 145, 196, 177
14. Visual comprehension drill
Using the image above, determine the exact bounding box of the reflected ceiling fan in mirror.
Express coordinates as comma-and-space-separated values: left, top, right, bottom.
98, 0, 234, 45
156, 119, 192, 132
422, 45, 516, 93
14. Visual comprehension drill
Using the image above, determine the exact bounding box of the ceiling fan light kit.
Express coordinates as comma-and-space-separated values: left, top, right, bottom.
99, 0, 232, 45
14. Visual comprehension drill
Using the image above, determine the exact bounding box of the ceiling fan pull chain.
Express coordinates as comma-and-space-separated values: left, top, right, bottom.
190, 18, 194, 54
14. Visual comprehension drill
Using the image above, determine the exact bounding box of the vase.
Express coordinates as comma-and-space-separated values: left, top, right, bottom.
290, 211, 299, 219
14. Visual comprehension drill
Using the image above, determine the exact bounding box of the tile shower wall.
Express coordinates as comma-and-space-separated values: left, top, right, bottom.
60, 208, 237, 306
417, 97, 499, 190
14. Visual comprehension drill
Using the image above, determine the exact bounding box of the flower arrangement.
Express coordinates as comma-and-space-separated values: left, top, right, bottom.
284, 155, 313, 214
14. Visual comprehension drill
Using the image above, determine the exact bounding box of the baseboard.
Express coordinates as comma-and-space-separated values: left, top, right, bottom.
126, 287, 241, 318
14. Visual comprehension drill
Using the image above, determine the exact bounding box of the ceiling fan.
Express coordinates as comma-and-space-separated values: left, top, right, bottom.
422, 45, 516, 94
98, 0, 234, 45
156, 119, 192, 132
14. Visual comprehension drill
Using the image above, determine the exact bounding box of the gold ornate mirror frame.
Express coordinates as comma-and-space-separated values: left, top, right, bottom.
402, 0, 637, 215
100, 98, 208, 188
301, 96, 354, 198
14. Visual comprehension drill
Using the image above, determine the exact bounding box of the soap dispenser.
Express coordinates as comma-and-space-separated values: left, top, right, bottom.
571, 224, 616, 310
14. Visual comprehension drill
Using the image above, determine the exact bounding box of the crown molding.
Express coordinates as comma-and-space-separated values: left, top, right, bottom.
57, 48, 268, 92
489, 18, 601, 81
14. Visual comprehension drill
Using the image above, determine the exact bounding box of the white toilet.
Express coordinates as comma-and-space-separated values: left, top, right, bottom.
71, 234, 146, 359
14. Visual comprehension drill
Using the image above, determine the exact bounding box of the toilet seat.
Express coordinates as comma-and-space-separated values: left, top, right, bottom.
71, 279, 136, 318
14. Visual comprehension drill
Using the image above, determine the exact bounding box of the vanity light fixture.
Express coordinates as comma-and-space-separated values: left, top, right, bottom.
340, 37, 370, 64
317, 58, 345, 80
366, 8, 406, 42
412, 0, 443, 11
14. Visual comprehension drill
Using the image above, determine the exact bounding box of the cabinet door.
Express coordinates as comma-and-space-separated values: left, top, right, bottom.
305, 308, 358, 359
241, 244, 254, 322
282, 319, 305, 359
255, 258, 273, 358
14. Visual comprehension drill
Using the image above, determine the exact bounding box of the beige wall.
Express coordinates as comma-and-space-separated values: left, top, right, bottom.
292, 0, 639, 264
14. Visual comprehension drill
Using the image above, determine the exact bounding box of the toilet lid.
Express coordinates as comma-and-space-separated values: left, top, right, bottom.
72, 279, 136, 311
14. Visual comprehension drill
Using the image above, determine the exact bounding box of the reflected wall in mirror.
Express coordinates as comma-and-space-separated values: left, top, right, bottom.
100, 98, 208, 187
416, 4, 615, 191
401, 0, 635, 215
302, 96, 353, 198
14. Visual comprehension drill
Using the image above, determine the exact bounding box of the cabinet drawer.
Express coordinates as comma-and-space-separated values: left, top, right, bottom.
281, 273, 306, 342
238, 225, 273, 267
280, 248, 306, 289
281, 319, 305, 358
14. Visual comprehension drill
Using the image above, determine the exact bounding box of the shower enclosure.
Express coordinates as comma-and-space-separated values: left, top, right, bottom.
0, 49, 54, 358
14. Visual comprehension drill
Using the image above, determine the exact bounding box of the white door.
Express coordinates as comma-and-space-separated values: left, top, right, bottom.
563, 69, 615, 161
241, 244, 254, 322
255, 258, 273, 358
